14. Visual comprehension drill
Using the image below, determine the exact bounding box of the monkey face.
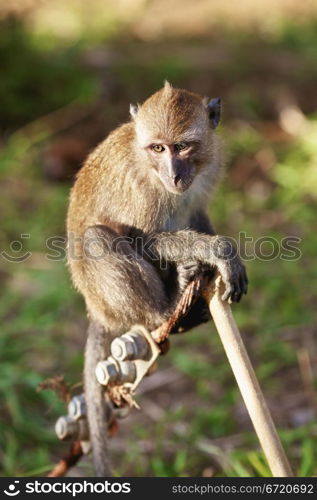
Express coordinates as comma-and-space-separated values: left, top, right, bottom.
131, 83, 222, 194
148, 142, 196, 194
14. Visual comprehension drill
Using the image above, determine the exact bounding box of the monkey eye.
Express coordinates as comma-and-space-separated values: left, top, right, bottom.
174, 142, 188, 152
151, 144, 165, 153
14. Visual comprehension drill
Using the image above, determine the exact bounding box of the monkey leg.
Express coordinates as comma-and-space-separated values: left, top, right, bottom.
81, 225, 170, 333
171, 297, 211, 333
80, 226, 170, 476
84, 320, 112, 477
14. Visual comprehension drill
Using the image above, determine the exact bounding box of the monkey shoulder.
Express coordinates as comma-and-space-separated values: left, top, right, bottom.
95, 122, 135, 163
76, 122, 135, 175
68, 122, 135, 205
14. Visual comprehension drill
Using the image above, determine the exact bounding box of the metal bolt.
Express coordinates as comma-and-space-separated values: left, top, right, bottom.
55, 416, 89, 441
68, 394, 121, 424
68, 394, 86, 420
95, 359, 120, 385
118, 360, 137, 383
111, 332, 149, 361
111, 337, 134, 361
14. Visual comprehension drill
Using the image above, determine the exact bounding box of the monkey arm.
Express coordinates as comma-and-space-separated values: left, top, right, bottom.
146, 230, 248, 303
175, 209, 215, 291
188, 209, 216, 235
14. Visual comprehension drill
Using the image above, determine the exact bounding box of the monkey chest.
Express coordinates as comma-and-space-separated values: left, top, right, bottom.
161, 212, 191, 232
161, 197, 197, 232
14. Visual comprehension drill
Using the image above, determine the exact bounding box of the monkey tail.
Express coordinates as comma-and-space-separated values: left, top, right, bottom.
84, 320, 112, 476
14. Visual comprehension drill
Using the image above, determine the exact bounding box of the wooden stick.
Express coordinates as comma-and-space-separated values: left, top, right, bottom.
203, 276, 293, 477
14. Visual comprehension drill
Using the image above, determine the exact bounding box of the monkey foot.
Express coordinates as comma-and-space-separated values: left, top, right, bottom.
152, 273, 209, 344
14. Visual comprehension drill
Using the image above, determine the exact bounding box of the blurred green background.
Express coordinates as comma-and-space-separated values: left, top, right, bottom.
0, 0, 317, 477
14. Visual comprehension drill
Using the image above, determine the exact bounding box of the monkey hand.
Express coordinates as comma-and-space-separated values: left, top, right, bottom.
211, 237, 248, 303
177, 261, 202, 292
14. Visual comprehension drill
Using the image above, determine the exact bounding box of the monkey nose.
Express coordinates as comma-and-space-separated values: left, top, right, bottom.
173, 174, 181, 186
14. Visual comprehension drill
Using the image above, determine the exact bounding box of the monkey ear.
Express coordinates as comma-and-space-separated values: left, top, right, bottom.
206, 97, 221, 129
164, 80, 172, 89
129, 103, 139, 119
163, 80, 173, 94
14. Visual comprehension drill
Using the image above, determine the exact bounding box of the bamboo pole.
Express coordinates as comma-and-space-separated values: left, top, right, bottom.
203, 276, 293, 477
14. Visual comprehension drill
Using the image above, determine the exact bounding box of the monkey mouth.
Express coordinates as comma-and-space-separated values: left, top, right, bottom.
160, 174, 193, 194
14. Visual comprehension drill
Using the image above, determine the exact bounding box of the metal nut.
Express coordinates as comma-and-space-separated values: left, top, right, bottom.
55, 416, 89, 441
111, 337, 135, 361
68, 394, 86, 420
118, 360, 137, 383
95, 360, 119, 385
111, 332, 149, 361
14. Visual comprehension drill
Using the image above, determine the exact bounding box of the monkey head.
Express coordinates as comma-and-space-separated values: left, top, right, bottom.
130, 81, 221, 195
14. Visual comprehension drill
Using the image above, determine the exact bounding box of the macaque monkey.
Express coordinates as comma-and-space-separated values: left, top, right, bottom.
67, 82, 248, 476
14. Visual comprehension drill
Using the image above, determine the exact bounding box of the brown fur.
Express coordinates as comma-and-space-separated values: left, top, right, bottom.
67, 85, 222, 328
66, 83, 247, 476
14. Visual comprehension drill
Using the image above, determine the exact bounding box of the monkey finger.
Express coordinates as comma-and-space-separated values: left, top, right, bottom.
232, 291, 242, 303
241, 269, 248, 295
241, 268, 249, 294
231, 281, 242, 303
232, 294, 241, 303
